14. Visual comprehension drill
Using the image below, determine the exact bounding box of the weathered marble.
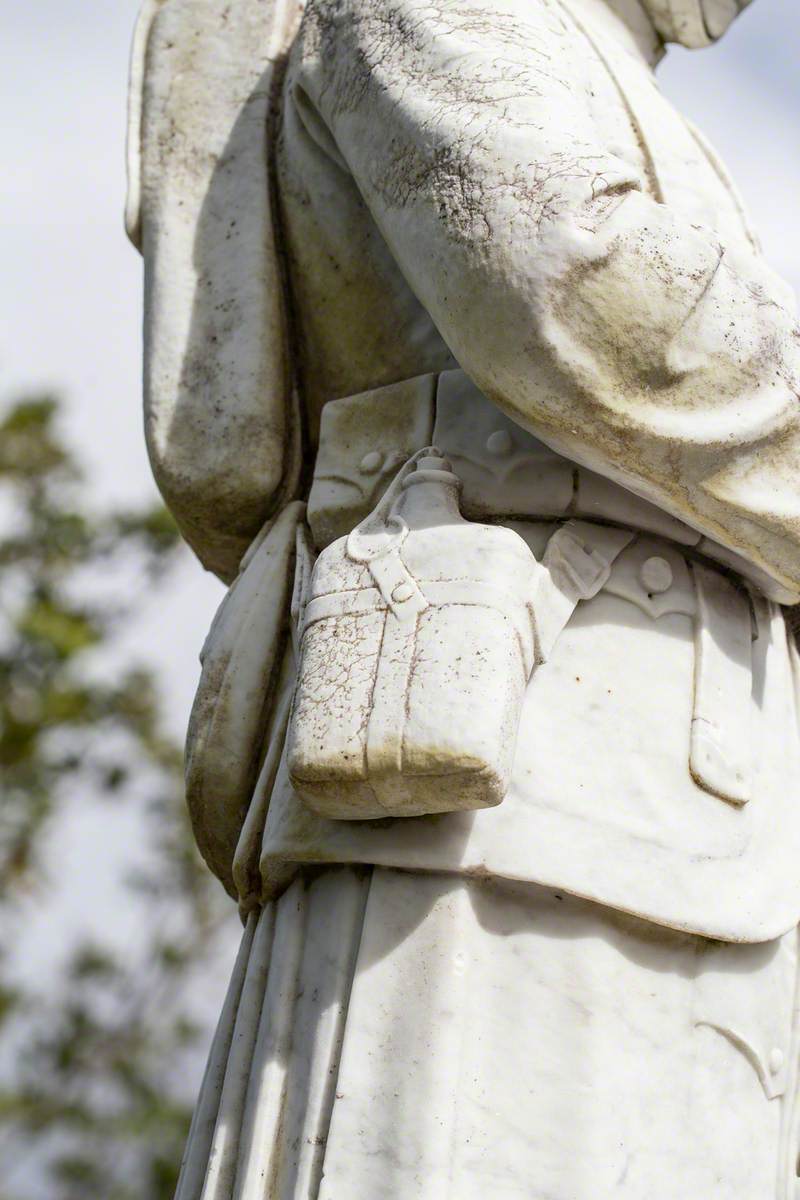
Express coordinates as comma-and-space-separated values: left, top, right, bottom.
175, 869, 799, 1200
128, 0, 800, 1194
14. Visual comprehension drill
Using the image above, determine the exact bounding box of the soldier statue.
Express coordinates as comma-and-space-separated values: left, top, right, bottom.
127, 0, 800, 1195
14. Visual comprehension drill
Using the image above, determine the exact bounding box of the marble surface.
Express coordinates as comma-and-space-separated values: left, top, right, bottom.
176, 867, 800, 1199
130, 0, 800, 1193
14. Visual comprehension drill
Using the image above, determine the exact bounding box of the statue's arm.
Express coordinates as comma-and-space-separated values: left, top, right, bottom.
295, 0, 800, 599
128, 0, 301, 583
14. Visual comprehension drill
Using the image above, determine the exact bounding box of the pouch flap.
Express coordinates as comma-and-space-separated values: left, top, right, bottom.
691, 563, 753, 805
693, 931, 797, 1100
185, 501, 304, 890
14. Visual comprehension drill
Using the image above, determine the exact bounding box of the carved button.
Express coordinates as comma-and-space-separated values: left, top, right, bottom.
359, 451, 384, 475
639, 556, 673, 594
391, 582, 415, 604
485, 429, 513, 457
769, 1047, 784, 1075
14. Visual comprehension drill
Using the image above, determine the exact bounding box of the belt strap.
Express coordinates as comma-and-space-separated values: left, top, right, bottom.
300, 519, 635, 664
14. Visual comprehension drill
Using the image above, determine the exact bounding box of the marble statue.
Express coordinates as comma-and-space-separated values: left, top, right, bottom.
127, 0, 800, 1194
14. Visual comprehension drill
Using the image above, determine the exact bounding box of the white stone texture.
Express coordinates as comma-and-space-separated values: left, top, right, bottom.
131, 0, 800, 1193
175, 867, 800, 1199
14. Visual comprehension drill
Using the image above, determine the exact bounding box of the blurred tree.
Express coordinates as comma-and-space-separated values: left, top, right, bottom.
0, 397, 230, 1200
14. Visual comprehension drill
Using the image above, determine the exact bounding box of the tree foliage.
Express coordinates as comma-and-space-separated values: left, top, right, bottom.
0, 397, 230, 1200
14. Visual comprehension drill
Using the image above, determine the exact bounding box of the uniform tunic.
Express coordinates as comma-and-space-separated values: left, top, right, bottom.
154, 0, 800, 1194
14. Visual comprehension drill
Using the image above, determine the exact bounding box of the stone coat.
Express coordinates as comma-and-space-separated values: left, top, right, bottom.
130, 0, 800, 938
277, 0, 800, 597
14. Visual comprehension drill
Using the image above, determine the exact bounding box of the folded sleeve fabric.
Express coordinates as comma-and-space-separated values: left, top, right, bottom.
292, 0, 800, 597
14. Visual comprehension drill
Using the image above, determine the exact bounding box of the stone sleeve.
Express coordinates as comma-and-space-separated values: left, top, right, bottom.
293, 0, 800, 599
131, 0, 302, 582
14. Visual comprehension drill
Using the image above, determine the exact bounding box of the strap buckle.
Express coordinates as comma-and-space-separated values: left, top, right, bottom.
546, 522, 613, 601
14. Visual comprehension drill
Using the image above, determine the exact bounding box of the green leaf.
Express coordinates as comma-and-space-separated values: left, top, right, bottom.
17, 598, 100, 658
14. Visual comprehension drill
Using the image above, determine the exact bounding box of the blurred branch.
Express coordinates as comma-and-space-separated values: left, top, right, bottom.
0, 395, 230, 1200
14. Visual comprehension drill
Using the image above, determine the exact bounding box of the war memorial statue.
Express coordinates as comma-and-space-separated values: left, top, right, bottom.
127, 0, 800, 1194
